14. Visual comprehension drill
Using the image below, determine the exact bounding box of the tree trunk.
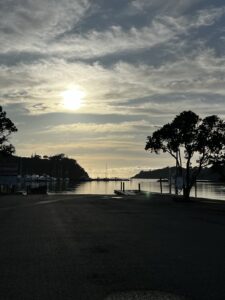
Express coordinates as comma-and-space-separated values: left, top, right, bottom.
184, 163, 191, 200
183, 186, 191, 200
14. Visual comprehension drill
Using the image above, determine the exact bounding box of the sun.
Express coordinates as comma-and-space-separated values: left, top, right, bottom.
62, 87, 85, 110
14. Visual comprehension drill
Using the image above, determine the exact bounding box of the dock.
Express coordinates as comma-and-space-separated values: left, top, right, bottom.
114, 182, 144, 195
114, 189, 146, 196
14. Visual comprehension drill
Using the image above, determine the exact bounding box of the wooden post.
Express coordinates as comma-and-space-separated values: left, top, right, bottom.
195, 181, 197, 198
122, 182, 125, 192
175, 151, 178, 195
138, 183, 141, 192
169, 177, 172, 194
175, 178, 178, 195
121, 181, 123, 191
160, 178, 162, 194
168, 168, 171, 194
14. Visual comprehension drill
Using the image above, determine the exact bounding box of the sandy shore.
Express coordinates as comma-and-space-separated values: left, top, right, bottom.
0, 193, 225, 300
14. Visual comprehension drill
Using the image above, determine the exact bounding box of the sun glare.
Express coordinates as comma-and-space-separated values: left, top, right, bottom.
62, 87, 85, 110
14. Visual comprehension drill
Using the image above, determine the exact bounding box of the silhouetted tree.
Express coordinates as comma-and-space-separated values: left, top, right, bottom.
145, 111, 225, 200
0, 106, 17, 156
50, 153, 65, 161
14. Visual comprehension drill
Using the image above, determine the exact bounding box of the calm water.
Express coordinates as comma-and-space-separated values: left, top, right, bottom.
48, 179, 225, 201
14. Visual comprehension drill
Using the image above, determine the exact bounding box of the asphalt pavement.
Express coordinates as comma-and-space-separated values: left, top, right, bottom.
0, 194, 225, 300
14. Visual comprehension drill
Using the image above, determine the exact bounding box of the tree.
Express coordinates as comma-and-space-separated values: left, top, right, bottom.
0, 106, 18, 156
145, 111, 225, 200
49, 153, 66, 161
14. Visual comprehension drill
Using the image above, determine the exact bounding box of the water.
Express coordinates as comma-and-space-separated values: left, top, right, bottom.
47, 179, 225, 201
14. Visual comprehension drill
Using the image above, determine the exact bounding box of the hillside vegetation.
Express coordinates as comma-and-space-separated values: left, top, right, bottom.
2, 153, 90, 181
132, 166, 224, 182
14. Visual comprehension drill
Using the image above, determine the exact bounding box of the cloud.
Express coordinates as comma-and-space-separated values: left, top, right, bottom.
131, 0, 204, 16
0, 0, 92, 53
50, 21, 179, 59
44, 120, 151, 134
34, 7, 225, 59
1, 4, 224, 61
193, 7, 225, 27
1, 44, 225, 118
2, 1, 225, 176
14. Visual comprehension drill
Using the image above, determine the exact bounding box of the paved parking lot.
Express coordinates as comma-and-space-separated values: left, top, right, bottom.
0, 194, 225, 300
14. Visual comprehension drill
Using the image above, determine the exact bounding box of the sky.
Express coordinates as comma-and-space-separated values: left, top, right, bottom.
1, 0, 225, 178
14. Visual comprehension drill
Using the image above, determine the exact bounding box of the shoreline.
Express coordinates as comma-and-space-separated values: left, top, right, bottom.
2, 191, 225, 211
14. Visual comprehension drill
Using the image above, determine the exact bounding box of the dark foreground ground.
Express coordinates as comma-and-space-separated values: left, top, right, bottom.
0, 193, 225, 300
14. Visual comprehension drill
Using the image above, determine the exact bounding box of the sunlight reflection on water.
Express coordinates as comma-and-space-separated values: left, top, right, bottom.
48, 179, 225, 201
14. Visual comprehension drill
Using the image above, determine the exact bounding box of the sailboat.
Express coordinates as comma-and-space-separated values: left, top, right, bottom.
102, 163, 110, 181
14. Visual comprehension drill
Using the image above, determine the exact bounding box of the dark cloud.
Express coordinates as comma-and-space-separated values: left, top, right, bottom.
114, 93, 225, 106
12, 112, 146, 130
0, 51, 48, 67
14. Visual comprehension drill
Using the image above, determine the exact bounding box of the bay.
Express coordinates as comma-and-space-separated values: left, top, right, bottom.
47, 178, 225, 201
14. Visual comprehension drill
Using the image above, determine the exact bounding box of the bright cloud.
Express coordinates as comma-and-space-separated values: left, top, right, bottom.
1, 1, 225, 177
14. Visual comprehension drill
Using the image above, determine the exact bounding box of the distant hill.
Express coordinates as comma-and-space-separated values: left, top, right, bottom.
133, 167, 176, 179
132, 166, 223, 182
1, 153, 90, 181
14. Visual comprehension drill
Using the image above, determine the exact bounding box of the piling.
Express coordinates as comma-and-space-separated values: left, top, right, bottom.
175, 179, 178, 195
160, 178, 163, 194
168, 168, 171, 194
138, 183, 141, 192
195, 181, 197, 198
169, 179, 172, 194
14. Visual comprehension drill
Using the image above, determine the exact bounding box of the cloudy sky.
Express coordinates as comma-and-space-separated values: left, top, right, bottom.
1, 0, 225, 177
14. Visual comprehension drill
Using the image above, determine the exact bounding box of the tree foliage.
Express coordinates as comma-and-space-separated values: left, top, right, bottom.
145, 111, 225, 199
49, 153, 66, 161
0, 106, 18, 156
7, 153, 89, 181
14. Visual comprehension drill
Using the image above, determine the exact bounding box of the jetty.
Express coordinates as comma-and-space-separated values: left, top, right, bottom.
114, 181, 145, 195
